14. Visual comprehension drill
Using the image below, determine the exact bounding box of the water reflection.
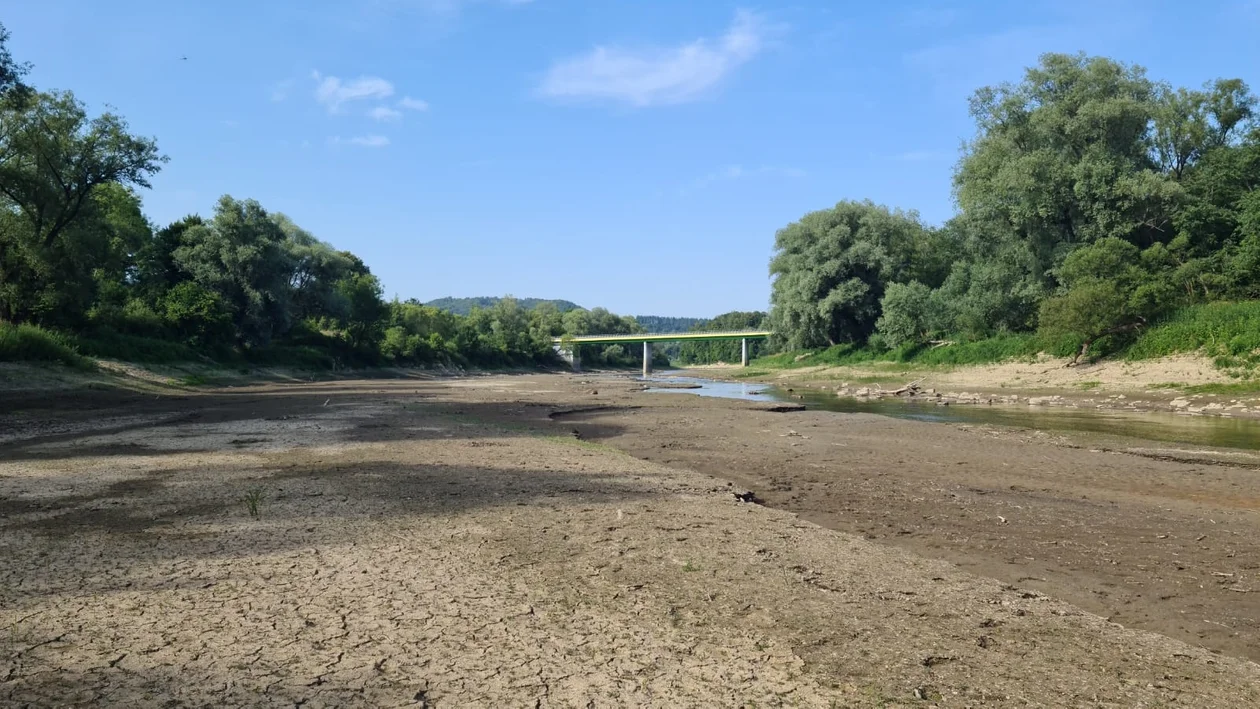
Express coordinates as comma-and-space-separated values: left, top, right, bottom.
643, 372, 1260, 451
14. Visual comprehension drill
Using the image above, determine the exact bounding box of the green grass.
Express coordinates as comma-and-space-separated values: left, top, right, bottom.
749, 332, 1079, 371
0, 322, 94, 369
1127, 301, 1260, 368
1078, 381, 1101, 390
75, 328, 202, 364
241, 486, 266, 519
747, 301, 1260, 375
1179, 382, 1260, 396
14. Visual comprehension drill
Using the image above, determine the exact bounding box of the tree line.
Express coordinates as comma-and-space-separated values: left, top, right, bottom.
0, 24, 660, 371
769, 53, 1260, 363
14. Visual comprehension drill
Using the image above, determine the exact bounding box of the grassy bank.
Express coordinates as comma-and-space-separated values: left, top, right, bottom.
0, 323, 94, 370
746, 301, 1260, 380
749, 332, 1079, 371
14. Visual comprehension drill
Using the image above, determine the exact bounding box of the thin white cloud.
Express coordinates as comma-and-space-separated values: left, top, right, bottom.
351, 134, 390, 147
329, 135, 392, 148
377, 0, 534, 16
687, 164, 805, 192
890, 150, 952, 162
539, 10, 768, 107
313, 71, 395, 113
399, 96, 430, 111
370, 106, 403, 122
270, 79, 294, 102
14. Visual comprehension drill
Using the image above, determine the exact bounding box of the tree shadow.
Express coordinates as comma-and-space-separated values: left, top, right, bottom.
0, 381, 637, 463
3, 448, 654, 598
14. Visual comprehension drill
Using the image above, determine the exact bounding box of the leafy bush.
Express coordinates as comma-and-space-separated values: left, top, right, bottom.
75, 327, 201, 363
0, 322, 92, 368
1127, 301, 1260, 368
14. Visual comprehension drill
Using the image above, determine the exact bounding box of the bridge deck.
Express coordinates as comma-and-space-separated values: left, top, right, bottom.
552, 330, 772, 346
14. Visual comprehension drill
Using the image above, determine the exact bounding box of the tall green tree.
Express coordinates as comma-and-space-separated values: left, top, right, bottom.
769, 200, 931, 349
0, 22, 31, 106
172, 196, 295, 345
956, 53, 1178, 274
0, 91, 165, 323
677, 311, 767, 364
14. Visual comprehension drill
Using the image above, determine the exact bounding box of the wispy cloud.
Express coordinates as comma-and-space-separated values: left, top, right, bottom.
330, 134, 392, 148
313, 71, 395, 113
351, 135, 390, 148
270, 79, 294, 102
373, 0, 534, 17
399, 96, 430, 111
684, 164, 805, 193
369, 106, 403, 122
890, 150, 953, 162
538, 10, 769, 107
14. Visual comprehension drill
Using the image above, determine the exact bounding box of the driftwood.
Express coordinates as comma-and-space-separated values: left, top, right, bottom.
890, 376, 928, 396
928, 340, 956, 349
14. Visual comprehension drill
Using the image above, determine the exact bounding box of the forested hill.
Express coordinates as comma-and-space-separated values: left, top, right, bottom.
633, 316, 707, 333
425, 297, 582, 316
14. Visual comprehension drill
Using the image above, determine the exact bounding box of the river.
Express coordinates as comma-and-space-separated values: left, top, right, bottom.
642, 372, 1260, 451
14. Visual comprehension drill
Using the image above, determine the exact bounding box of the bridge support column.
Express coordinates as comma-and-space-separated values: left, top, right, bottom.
642, 341, 653, 377
741, 338, 749, 367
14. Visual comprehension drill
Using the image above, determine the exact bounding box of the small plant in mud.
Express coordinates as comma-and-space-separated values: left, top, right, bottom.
241, 486, 267, 519
682, 561, 699, 572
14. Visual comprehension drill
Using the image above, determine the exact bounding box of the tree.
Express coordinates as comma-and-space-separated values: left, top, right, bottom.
677, 311, 767, 364
0, 22, 31, 106
335, 271, 386, 352
956, 53, 1179, 274
769, 200, 929, 349
0, 91, 165, 252
273, 214, 360, 323
172, 196, 295, 345
875, 282, 947, 349
0, 92, 165, 323
1038, 238, 1173, 363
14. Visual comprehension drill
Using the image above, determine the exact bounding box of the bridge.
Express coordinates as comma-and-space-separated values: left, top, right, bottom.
552, 329, 773, 375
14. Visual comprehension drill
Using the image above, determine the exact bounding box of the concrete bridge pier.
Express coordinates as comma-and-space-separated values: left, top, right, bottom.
642, 341, 653, 377
555, 345, 581, 372
741, 338, 749, 367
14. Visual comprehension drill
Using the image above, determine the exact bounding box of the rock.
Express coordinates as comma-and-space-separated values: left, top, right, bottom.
1170, 398, 1192, 409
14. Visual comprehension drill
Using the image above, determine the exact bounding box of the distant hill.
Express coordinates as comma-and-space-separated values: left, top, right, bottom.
634, 316, 708, 333
424, 296, 582, 316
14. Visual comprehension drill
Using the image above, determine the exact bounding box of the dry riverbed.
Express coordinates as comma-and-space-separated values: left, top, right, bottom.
3, 370, 1260, 707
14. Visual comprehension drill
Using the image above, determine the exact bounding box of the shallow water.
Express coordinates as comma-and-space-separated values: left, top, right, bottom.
643, 372, 1260, 451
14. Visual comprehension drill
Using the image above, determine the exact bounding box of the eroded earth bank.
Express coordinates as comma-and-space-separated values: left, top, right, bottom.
3, 372, 1260, 707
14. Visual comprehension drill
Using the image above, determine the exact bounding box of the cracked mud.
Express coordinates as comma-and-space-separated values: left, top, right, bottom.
3, 374, 1260, 707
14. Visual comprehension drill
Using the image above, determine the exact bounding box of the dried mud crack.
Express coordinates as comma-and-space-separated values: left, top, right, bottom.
3, 373, 1260, 707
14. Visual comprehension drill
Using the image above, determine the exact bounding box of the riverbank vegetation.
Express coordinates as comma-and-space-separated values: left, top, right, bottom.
767, 53, 1260, 376
0, 25, 657, 373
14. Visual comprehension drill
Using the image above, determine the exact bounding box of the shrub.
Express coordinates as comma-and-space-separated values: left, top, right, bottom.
0, 322, 92, 368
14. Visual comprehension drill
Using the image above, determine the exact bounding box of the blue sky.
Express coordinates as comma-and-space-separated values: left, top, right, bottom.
6, 1, 1260, 317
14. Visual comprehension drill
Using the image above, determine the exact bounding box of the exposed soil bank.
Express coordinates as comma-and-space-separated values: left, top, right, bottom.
693, 353, 1260, 419
3, 371, 1260, 706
